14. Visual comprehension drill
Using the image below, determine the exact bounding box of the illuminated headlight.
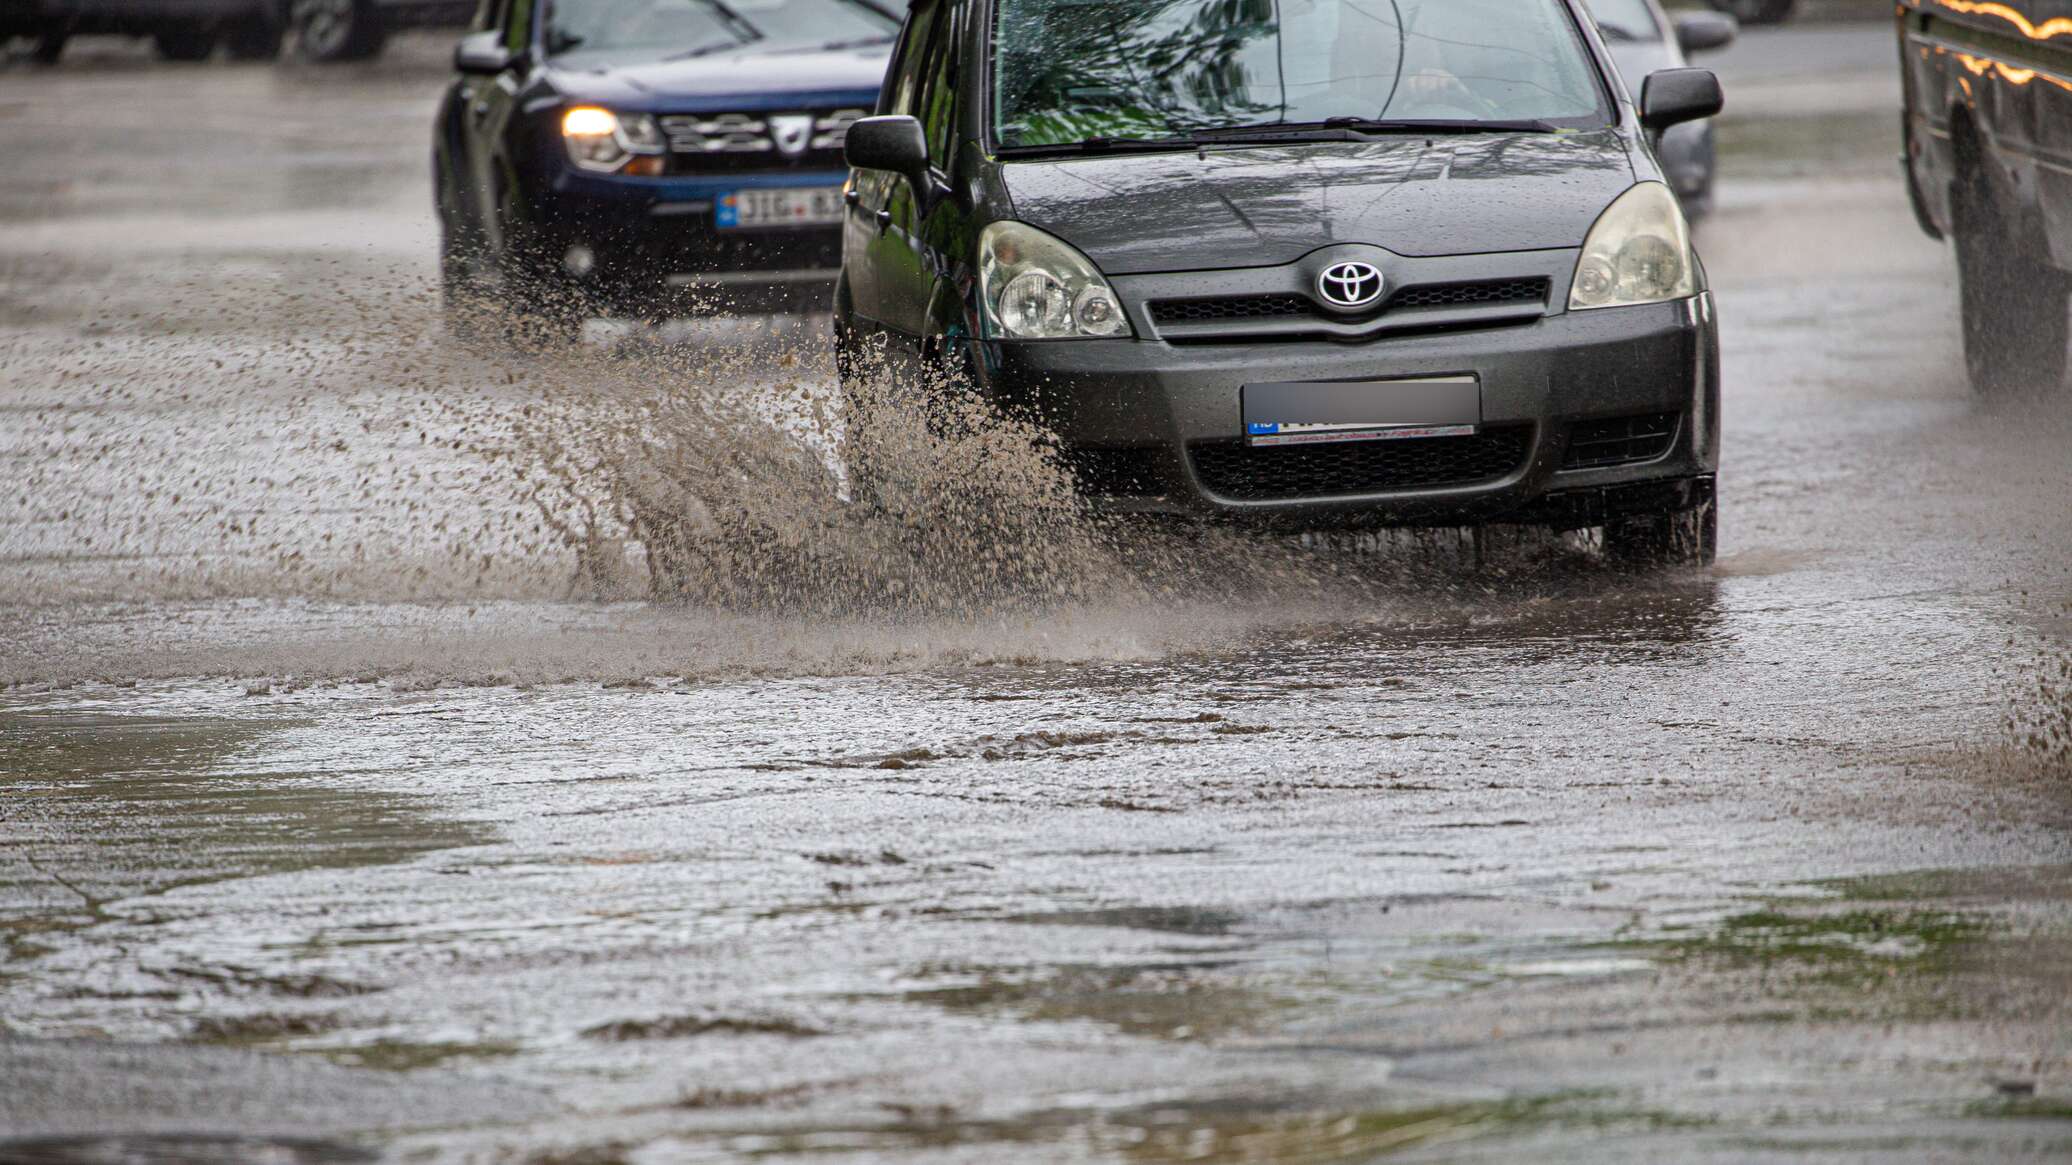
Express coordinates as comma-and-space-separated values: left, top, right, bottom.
978, 222, 1132, 340
1569, 181, 1699, 310
560, 106, 664, 174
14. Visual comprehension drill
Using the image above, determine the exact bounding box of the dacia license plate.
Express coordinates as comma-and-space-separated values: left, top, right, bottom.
716, 187, 845, 229
1243, 375, 1481, 447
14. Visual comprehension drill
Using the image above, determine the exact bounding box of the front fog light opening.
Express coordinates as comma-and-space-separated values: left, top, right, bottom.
978, 221, 1134, 341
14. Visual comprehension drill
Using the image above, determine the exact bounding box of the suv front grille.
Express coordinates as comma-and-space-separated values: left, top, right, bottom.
656, 108, 868, 171
1189, 427, 1532, 501
1149, 278, 1550, 333
1563, 412, 1679, 470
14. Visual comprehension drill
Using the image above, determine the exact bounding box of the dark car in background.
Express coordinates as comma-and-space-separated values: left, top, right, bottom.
8, 0, 468, 61
434, 0, 895, 340
1899, 0, 2072, 394
1707, 0, 1793, 24
838, 0, 1727, 564
1592, 0, 1736, 217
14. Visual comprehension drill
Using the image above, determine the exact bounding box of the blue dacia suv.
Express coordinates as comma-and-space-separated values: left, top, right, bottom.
433, 0, 897, 342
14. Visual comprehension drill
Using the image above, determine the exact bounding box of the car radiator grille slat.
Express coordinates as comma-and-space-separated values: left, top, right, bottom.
1189, 427, 1532, 501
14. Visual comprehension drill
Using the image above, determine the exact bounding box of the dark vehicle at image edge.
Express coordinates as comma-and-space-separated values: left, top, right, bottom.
434, 0, 897, 337
5, 0, 470, 63
1899, 0, 2072, 396
836, 0, 1727, 563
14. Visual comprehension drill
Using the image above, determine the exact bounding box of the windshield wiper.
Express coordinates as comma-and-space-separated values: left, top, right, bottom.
658, 38, 756, 61
770, 34, 895, 53
996, 134, 1201, 157
1193, 117, 1562, 140
997, 116, 1566, 158
1596, 22, 1647, 43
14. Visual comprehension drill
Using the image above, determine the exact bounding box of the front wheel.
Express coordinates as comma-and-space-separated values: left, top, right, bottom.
1603, 497, 1717, 569
1955, 180, 2070, 397
291, 0, 384, 62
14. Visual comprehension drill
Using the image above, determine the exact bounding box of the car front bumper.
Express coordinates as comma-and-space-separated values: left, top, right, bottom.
535, 169, 847, 314
967, 294, 1720, 529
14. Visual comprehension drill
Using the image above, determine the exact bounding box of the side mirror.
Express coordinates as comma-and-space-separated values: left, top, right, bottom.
454, 30, 516, 76
1640, 68, 1724, 133
1673, 11, 1738, 55
845, 115, 931, 195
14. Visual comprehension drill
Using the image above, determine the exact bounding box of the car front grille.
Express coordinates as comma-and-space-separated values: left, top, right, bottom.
1562, 412, 1679, 470
1189, 427, 1532, 501
1388, 277, 1551, 311
1148, 277, 1550, 332
656, 108, 868, 172
1149, 295, 1312, 326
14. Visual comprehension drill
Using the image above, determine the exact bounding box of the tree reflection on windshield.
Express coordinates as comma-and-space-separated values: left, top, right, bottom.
993, 0, 1610, 149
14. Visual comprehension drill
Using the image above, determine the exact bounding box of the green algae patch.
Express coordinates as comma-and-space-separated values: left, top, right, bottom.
1651, 908, 1989, 978
319, 1039, 520, 1072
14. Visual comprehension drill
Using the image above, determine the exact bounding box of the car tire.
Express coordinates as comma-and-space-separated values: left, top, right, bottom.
438, 217, 497, 347
833, 305, 886, 510
222, 14, 283, 59
291, 0, 384, 62
1708, 0, 1794, 25
31, 30, 68, 63
1603, 497, 1717, 568
498, 248, 588, 350
1955, 174, 2070, 397
154, 28, 218, 60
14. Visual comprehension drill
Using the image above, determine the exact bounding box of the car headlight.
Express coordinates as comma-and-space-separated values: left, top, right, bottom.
978, 222, 1131, 341
561, 106, 664, 174
1569, 181, 1699, 310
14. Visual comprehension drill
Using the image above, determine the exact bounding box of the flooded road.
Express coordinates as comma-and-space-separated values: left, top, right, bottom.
5, 23, 2072, 1164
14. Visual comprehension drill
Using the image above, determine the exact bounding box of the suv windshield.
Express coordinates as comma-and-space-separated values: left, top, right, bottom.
1587, 0, 1662, 41
546, 0, 897, 60
993, 0, 1612, 150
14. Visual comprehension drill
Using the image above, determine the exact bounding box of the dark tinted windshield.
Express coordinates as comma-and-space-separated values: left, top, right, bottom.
545, 0, 897, 59
993, 0, 1612, 149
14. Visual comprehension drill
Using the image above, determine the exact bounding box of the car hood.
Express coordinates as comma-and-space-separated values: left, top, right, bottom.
545, 44, 888, 110
999, 131, 1638, 274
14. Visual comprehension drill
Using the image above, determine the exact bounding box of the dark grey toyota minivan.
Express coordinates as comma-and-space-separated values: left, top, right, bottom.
835, 0, 1725, 563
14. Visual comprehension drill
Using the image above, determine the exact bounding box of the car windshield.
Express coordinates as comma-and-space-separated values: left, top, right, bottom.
545, 0, 897, 59
993, 0, 1612, 150
1587, 0, 1662, 41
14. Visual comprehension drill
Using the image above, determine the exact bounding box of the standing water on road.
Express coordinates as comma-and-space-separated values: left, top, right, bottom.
4, 22, 2072, 1165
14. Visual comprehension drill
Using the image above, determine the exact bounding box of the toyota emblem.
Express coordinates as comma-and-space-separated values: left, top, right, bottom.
1316, 261, 1386, 311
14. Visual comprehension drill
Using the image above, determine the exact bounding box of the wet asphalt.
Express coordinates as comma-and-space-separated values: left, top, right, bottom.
4, 20, 2072, 1165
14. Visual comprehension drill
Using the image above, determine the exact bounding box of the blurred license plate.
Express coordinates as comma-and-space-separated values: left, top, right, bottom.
716, 187, 844, 229
1244, 376, 1481, 447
